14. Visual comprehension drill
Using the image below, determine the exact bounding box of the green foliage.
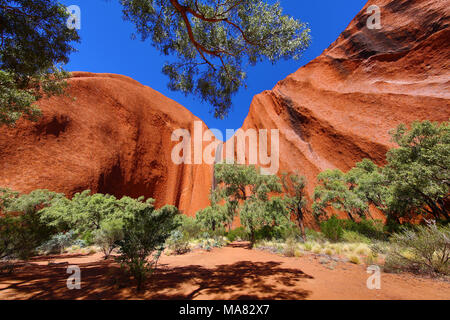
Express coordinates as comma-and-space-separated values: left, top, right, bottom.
120, 0, 310, 118
116, 204, 179, 290
342, 219, 386, 240
226, 226, 248, 242
0, 189, 62, 260
196, 202, 227, 232
281, 172, 308, 241
38, 230, 75, 254
304, 228, 326, 242
174, 214, 203, 240
0, 0, 80, 126
93, 220, 124, 259
341, 230, 371, 244
314, 121, 449, 225
313, 169, 369, 221
320, 215, 344, 242
384, 223, 450, 276
41, 191, 145, 233
214, 163, 287, 247
384, 121, 449, 220
166, 230, 190, 255
0, 213, 18, 260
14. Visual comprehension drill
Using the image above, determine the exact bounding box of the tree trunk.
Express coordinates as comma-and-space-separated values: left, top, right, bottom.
298, 218, 307, 242
250, 229, 255, 249
296, 205, 307, 242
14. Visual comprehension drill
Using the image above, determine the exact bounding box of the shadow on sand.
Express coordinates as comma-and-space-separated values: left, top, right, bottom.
0, 258, 313, 300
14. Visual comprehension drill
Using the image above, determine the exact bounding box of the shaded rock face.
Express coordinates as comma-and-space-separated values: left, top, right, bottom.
0, 0, 449, 221
0, 72, 213, 216
238, 0, 449, 221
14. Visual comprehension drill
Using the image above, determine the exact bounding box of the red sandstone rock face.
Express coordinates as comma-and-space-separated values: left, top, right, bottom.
0, 72, 213, 216
238, 0, 449, 220
0, 0, 449, 221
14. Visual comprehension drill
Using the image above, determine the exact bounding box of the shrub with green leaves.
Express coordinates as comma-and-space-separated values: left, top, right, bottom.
341, 230, 371, 244
38, 231, 75, 254
320, 215, 344, 242
0, 189, 62, 260
166, 230, 190, 255
93, 220, 124, 259
384, 223, 450, 276
226, 227, 249, 242
0, 0, 79, 126
116, 203, 179, 290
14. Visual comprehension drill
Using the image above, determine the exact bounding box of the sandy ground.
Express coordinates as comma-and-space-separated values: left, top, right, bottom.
0, 242, 449, 300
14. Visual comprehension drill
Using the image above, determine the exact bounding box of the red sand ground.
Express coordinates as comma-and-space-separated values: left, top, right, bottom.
1, 243, 448, 300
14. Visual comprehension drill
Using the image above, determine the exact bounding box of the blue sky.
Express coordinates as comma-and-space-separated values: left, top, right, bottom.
61, 0, 366, 139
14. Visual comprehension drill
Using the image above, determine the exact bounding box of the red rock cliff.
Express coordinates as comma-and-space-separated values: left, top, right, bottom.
0, 0, 449, 220
0, 72, 213, 216
240, 0, 449, 199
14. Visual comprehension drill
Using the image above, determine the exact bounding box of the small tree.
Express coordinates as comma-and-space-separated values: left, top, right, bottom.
120, 0, 310, 118
116, 203, 179, 291
93, 220, 124, 259
41, 191, 139, 234
385, 121, 449, 221
313, 169, 368, 222
0, 189, 63, 260
0, 0, 80, 126
281, 172, 308, 241
214, 163, 287, 248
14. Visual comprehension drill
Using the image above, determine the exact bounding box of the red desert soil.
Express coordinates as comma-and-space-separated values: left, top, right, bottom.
1, 243, 448, 300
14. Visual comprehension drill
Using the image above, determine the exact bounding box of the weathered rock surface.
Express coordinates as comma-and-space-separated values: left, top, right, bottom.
238, 0, 449, 220
0, 72, 213, 216
0, 0, 449, 221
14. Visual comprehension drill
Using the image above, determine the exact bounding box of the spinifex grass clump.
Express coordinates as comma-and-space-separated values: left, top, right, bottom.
384, 223, 449, 276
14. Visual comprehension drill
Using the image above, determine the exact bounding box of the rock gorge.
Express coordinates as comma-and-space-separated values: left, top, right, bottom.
0, 0, 449, 219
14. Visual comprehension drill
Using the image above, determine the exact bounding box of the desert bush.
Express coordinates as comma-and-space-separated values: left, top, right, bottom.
283, 238, 298, 257
226, 227, 249, 242
0, 214, 18, 260
175, 215, 203, 240
384, 223, 450, 276
166, 230, 190, 255
0, 190, 58, 260
93, 220, 124, 259
38, 231, 75, 254
342, 219, 386, 240
116, 204, 179, 290
342, 230, 371, 244
305, 228, 326, 242
320, 215, 343, 242
348, 254, 360, 264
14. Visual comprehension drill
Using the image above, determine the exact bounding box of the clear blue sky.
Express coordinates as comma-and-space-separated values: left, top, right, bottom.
61, 0, 366, 139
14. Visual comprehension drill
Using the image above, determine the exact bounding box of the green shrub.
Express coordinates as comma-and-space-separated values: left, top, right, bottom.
226, 227, 249, 242
384, 223, 450, 276
0, 189, 59, 260
93, 220, 124, 259
166, 230, 190, 255
283, 238, 297, 257
116, 204, 179, 291
38, 231, 75, 254
342, 219, 386, 240
320, 216, 343, 242
175, 215, 203, 240
341, 230, 371, 244
305, 228, 326, 242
